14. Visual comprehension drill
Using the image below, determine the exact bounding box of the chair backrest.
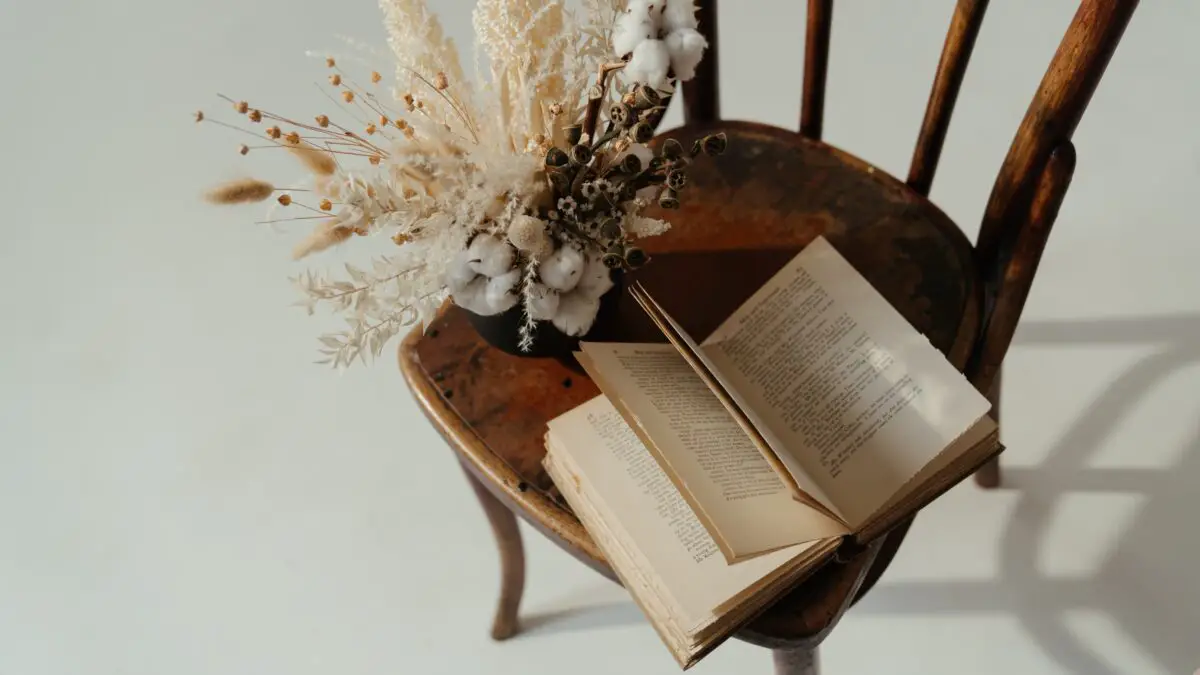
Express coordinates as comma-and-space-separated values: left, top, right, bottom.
680, 0, 1140, 394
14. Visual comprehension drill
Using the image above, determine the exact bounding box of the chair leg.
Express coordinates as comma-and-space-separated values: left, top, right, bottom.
773, 647, 819, 675
462, 465, 526, 640
974, 370, 1003, 489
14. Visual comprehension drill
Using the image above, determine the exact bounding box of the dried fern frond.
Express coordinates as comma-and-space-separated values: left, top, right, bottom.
205, 179, 276, 204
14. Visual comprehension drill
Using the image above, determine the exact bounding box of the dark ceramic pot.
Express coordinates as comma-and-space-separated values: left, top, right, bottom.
464, 273, 624, 369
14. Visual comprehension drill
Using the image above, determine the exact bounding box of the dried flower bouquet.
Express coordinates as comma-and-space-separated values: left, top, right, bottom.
200, 0, 724, 368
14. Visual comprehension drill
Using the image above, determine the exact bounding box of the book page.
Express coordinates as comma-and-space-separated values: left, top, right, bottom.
545, 396, 823, 628
626, 285, 842, 518
577, 343, 848, 560
702, 237, 991, 528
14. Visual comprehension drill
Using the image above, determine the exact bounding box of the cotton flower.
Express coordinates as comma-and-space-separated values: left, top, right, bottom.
664, 28, 708, 81
576, 252, 615, 300
443, 250, 479, 293
662, 0, 698, 32
453, 276, 493, 316
466, 234, 515, 277
540, 246, 585, 292
553, 292, 602, 337
626, 39, 672, 91
485, 269, 521, 313
525, 282, 560, 321
613, 0, 706, 87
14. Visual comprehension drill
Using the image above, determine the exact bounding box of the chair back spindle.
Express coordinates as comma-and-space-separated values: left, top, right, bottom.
800, 0, 833, 140
682, 0, 720, 125
906, 0, 990, 196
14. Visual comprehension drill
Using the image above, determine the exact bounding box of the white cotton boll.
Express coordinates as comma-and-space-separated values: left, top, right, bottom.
443, 249, 479, 293
553, 292, 602, 337
662, 0, 699, 32
466, 235, 515, 277
540, 246, 585, 292
612, 12, 655, 58
576, 254, 615, 300
452, 277, 494, 316
665, 27, 708, 81
485, 269, 521, 314
525, 283, 560, 321
626, 39, 672, 91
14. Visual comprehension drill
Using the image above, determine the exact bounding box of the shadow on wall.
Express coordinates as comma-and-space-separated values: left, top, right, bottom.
856, 314, 1200, 674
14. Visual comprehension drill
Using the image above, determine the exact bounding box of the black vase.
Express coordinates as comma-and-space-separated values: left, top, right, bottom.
464, 273, 624, 367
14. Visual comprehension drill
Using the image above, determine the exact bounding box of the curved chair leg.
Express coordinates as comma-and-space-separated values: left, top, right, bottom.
974, 370, 1003, 488
773, 647, 819, 675
462, 465, 526, 640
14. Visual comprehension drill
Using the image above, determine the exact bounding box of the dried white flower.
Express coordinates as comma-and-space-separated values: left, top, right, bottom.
508, 215, 553, 257
624, 214, 671, 238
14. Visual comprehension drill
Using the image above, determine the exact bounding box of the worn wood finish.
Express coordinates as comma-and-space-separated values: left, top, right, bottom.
907, 0, 990, 196
800, 0, 833, 140
401, 121, 982, 644
773, 647, 820, 675
682, 0, 719, 125
976, 0, 1137, 275
974, 372, 1003, 488
461, 464, 526, 640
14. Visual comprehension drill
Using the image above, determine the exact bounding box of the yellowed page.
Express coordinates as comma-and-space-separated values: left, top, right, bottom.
702, 236, 992, 528
576, 343, 849, 560
545, 396, 822, 633
627, 285, 842, 518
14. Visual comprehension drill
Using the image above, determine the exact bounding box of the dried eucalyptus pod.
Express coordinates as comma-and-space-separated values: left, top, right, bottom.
630, 122, 655, 144
602, 247, 625, 269
702, 132, 728, 156
624, 247, 648, 268
619, 152, 643, 174
666, 169, 687, 190
661, 138, 684, 160
569, 143, 594, 166
608, 102, 635, 128
546, 170, 571, 196
634, 84, 662, 109
565, 124, 584, 146
600, 218, 622, 239
545, 146, 569, 168
658, 189, 680, 210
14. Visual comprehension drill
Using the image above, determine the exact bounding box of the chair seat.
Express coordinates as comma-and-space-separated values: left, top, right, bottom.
399, 121, 982, 646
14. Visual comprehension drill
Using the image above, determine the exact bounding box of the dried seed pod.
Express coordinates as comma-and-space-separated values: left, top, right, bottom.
691, 138, 704, 157
545, 146, 569, 168
547, 171, 571, 196
602, 246, 625, 269
658, 189, 680, 210
639, 106, 666, 127
648, 156, 668, 172
661, 138, 684, 160
703, 133, 729, 156
565, 124, 583, 146
666, 169, 687, 190
624, 247, 648, 268
600, 218, 622, 239
630, 122, 654, 144
634, 84, 662, 109
569, 143, 593, 166
622, 92, 637, 107
619, 152, 643, 174
608, 102, 635, 128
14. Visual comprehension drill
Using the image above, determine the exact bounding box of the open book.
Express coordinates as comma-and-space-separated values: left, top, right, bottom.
543, 236, 1000, 667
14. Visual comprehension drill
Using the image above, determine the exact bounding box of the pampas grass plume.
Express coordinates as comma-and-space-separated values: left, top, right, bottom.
205, 178, 276, 204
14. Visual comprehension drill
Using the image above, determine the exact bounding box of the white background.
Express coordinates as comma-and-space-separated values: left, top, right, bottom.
2, 1, 1198, 673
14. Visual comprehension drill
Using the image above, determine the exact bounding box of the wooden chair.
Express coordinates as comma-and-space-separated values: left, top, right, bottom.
398, 1, 1139, 671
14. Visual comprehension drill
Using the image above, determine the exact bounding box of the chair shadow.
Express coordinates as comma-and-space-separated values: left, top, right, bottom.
854, 313, 1200, 674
